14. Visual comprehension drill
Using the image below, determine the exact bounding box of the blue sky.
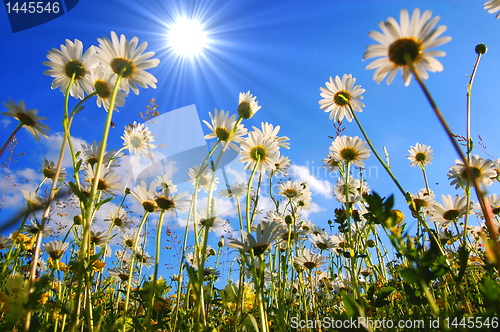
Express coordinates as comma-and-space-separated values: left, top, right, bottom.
1, 0, 500, 278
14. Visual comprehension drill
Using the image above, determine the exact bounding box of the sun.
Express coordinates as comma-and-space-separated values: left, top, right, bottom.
168, 18, 208, 57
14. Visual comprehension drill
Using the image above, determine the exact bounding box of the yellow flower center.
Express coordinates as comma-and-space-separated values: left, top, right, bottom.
415, 152, 427, 162
340, 147, 358, 162
250, 145, 267, 163
94, 79, 111, 99
388, 37, 422, 66
215, 127, 230, 141
460, 166, 482, 181
16, 112, 36, 127
64, 60, 86, 80
156, 196, 175, 210
303, 261, 318, 270
111, 57, 136, 78
142, 200, 157, 213
334, 91, 351, 107
443, 209, 460, 221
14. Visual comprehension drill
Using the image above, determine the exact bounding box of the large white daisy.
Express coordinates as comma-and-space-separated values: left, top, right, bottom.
319, 74, 365, 122
2, 99, 50, 141
43, 39, 96, 99
239, 130, 280, 172
429, 194, 468, 228
329, 135, 370, 167
203, 108, 247, 151
121, 121, 156, 158
447, 155, 496, 189
407, 143, 433, 167
84, 65, 127, 111
364, 9, 451, 86
96, 31, 160, 95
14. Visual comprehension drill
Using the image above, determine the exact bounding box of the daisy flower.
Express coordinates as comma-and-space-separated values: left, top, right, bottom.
0, 235, 13, 250
134, 251, 154, 268
43, 39, 96, 99
252, 122, 290, 149
39, 158, 66, 181
407, 143, 433, 167
90, 230, 108, 246
474, 193, 500, 219
80, 141, 117, 167
485, 0, 500, 18
277, 180, 304, 200
294, 249, 326, 270
121, 121, 156, 158
219, 182, 248, 199
2, 99, 50, 141
410, 188, 435, 215
274, 155, 291, 176
84, 65, 127, 110
203, 109, 247, 151
363, 9, 452, 86
153, 174, 178, 194
239, 130, 280, 172
131, 180, 158, 212
429, 195, 469, 228
155, 187, 191, 213
227, 219, 285, 256
188, 164, 218, 192
329, 135, 370, 167
96, 31, 160, 95
105, 208, 131, 232
333, 176, 370, 204
319, 74, 365, 122
447, 155, 496, 189
238, 91, 261, 119
43, 240, 69, 260
84, 164, 122, 196
309, 233, 339, 251
195, 209, 226, 232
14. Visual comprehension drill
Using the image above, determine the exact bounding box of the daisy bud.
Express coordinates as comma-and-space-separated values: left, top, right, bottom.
475, 43, 488, 55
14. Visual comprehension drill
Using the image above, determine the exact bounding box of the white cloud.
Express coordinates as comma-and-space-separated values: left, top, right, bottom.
290, 164, 333, 198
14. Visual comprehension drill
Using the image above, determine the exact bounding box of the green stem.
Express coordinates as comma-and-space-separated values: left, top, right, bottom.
0, 122, 22, 160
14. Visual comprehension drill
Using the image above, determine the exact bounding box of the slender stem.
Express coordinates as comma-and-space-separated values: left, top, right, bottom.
0, 123, 22, 160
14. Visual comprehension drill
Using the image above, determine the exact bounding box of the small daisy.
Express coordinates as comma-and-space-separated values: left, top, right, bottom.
329, 135, 370, 167
227, 219, 285, 256
485, 0, 500, 18
364, 8, 452, 86
447, 155, 496, 189
105, 208, 131, 232
474, 193, 500, 219
22, 190, 43, 208
277, 180, 304, 201
0, 235, 13, 250
153, 174, 178, 194
2, 99, 50, 141
294, 249, 326, 270
84, 164, 122, 196
319, 74, 365, 122
333, 176, 370, 204
274, 155, 291, 176
134, 251, 154, 268
96, 31, 160, 95
237, 91, 261, 119
43, 240, 69, 260
309, 233, 339, 251
131, 180, 158, 212
90, 230, 108, 246
80, 141, 116, 167
203, 109, 247, 152
219, 182, 248, 199
410, 188, 435, 215
122, 121, 156, 158
239, 130, 280, 172
155, 189, 191, 213
407, 143, 433, 167
323, 152, 342, 173
25, 220, 52, 238
121, 232, 136, 249
252, 122, 290, 149
84, 65, 127, 110
109, 268, 137, 284
429, 195, 469, 227
39, 158, 66, 181
188, 164, 218, 192
43, 39, 97, 99
196, 209, 226, 232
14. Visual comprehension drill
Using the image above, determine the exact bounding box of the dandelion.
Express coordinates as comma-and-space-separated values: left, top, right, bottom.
96, 31, 160, 95
319, 74, 365, 122
239, 130, 280, 172
447, 155, 496, 189
2, 99, 50, 141
237, 91, 261, 119
203, 109, 247, 151
294, 249, 326, 270
407, 143, 434, 167
43, 241, 69, 260
121, 121, 156, 157
43, 39, 96, 99
364, 8, 451, 86
485, 0, 500, 18
329, 135, 370, 167
429, 195, 469, 228
85, 65, 127, 110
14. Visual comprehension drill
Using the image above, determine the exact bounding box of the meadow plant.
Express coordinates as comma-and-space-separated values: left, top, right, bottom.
2, 4, 500, 332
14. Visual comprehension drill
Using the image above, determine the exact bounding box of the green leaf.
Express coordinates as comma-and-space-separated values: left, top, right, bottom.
400, 268, 420, 284
374, 286, 395, 307
342, 292, 360, 317
457, 243, 469, 282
